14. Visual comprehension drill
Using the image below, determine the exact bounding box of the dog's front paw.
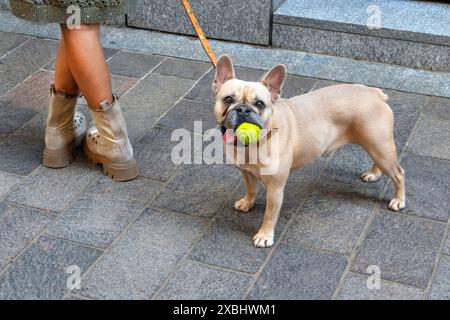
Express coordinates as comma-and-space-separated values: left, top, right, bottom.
253, 230, 274, 248
234, 198, 254, 213
389, 198, 405, 211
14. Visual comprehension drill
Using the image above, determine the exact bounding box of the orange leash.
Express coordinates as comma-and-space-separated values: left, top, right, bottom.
181, 0, 217, 67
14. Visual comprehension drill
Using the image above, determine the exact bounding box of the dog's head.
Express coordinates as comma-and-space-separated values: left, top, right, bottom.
212, 55, 286, 131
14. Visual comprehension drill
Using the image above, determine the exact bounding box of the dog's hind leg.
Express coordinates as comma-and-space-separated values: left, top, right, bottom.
361, 140, 406, 211
361, 164, 382, 182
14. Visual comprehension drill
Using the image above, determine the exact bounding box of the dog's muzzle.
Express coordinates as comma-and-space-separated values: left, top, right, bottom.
223, 104, 265, 130
221, 104, 265, 145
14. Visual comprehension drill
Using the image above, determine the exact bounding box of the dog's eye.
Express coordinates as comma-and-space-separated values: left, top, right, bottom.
224, 96, 234, 105
255, 100, 265, 109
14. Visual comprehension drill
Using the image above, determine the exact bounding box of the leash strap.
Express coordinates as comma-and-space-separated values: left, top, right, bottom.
181, 0, 217, 67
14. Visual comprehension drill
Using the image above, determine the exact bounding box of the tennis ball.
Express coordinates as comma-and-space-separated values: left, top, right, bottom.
235, 123, 260, 145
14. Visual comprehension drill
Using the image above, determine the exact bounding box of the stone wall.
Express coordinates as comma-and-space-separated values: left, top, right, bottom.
127, 0, 275, 45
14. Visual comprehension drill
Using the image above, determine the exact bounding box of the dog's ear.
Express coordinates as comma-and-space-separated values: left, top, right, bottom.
261, 64, 287, 101
212, 55, 235, 92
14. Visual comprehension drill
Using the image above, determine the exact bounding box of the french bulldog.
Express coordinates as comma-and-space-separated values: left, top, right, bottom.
212, 55, 405, 248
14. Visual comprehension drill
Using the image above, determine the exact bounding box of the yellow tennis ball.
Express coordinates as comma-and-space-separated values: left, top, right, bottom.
235, 123, 260, 145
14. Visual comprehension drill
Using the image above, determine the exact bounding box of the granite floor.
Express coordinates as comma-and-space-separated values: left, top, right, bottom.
0, 31, 449, 300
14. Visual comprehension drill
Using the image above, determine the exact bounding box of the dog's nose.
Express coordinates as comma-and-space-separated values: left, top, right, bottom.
236, 104, 251, 117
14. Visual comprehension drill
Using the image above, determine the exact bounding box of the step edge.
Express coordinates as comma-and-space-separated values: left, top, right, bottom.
273, 15, 450, 47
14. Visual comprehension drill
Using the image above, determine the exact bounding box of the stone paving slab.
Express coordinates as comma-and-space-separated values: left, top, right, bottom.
385, 153, 450, 222
320, 144, 388, 192
280, 75, 318, 98
429, 255, 450, 300
0, 38, 57, 95
284, 182, 379, 255
163, 163, 240, 195
383, 89, 429, 150
158, 99, 217, 133
0, 134, 44, 175
0, 202, 54, 269
153, 188, 227, 219
0, 99, 36, 134
444, 237, 450, 256
336, 272, 425, 300
85, 176, 162, 205
46, 192, 146, 249
248, 244, 347, 300
0, 31, 29, 57
0, 70, 54, 113
107, 51, 165, 78
351, 211, 445, 288
0, 171, 22, 199
134, 126, 192, 182
407, 114, 450, 161
78, 208, 209, 300
153, 164, 240, 218
189, 203, 291, 274
120, 73, 195, 144
5, 158, 97, 212
157, 260, 252, 300
0, 69, 54, 135
153, 57, 211, 81
0, 236, 102, 300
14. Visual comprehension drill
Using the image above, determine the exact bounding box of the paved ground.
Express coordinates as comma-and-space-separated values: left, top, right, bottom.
0, 30, 449, 300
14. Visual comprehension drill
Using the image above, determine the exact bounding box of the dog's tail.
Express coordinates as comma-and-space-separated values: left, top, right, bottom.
375, 88, 389, 102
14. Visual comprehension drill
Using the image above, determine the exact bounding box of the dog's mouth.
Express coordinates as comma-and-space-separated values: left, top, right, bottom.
221, 125, 237, 144
220, 109, 265, 145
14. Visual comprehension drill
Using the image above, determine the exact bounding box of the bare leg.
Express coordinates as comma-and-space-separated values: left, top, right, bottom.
60, 24, 112, 108
54, 33, 79, 95
234, 170, 259, 212
253, 177, 287, 248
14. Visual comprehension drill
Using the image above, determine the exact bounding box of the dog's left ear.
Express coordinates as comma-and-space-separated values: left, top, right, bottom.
261, 64, 287, 101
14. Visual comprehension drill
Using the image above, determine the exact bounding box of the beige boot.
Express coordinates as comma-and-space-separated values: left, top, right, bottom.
83, 95, 138, 182
43, 85, 87, 168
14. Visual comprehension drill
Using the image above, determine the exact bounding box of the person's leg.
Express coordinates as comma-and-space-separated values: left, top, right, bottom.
59, 24, 113, 108
54, 32, 79, 95
44, 27, 88, 169
59, 23, 138, 181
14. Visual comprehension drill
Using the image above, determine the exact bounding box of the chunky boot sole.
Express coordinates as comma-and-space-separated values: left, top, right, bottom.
83, 141, 139, 182
43, 141, 75, 168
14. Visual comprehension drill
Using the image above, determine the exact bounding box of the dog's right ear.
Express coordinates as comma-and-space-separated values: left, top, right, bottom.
212, 55, 235, 92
